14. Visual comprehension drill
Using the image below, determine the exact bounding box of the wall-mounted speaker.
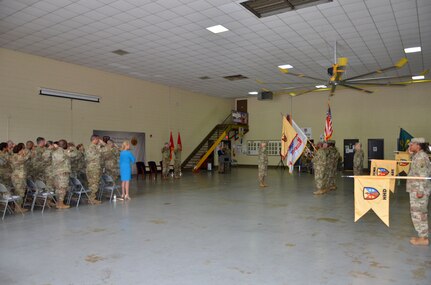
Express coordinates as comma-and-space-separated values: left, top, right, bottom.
258, 91, 273, 100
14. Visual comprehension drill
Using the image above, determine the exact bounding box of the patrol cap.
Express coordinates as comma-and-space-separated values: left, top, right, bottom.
410, 137, 425, 144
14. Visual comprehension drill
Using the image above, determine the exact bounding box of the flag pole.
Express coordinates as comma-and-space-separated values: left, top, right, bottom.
343, 175, 431, 180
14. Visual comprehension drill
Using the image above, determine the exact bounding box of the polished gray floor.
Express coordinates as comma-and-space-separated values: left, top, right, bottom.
1, 168, 430, 285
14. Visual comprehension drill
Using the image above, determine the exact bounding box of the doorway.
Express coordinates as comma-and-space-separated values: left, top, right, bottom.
236, 99, 247, 113
343, 139, 359, 171
368, 139, 384, 170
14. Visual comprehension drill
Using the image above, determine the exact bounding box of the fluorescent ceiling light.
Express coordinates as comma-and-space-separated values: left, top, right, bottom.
412, 75, 425, 80
248, 91, 258, 95
206, 25, 229, 34
39, 88, 100, 103
404, 46, 421, 53
278, 64, 293, 69
315, 85, 327, 88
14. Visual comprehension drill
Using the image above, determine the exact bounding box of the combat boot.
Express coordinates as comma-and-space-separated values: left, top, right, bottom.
89, 198, 101, 205
15, 204, 28, 213
410, 237, 429, 246
56, 201, 70, 209
313, 189, 325, 195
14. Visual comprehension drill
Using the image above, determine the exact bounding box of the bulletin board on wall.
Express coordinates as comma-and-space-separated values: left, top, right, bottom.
247, 140, 282, 156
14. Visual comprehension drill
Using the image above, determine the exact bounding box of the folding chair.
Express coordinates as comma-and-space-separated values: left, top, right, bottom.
0, 183, 24, 220
148, 161, 158, 180
67, 177, 92, 207
31, 180, 57, 213
98, 174, 120, 202
136, 161, 148, 180
23, 179, 37, 209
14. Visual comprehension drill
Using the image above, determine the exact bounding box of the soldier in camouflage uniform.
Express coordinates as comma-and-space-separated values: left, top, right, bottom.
313, 142, 328, 195
104, 140, 120, 181
406, 137, 431, 246
42, 143, 55, 190
0, 142, 12, 188
327, 140, 341, 191
76, 144, 87, 183
173, 145, 182, 179
52, 140, 77, 209
9, 143, 30, 212
353, 142, 364, 176
85, 135, 106, 204
161, 142, 170, 179
31, 137, 47, 181
25, 140, 35, 179
258, 141, 268, 187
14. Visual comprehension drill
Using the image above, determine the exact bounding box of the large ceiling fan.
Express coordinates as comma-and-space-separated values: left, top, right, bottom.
258, 43, 429, 97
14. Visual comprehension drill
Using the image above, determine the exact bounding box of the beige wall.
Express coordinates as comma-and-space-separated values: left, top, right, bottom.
234, 82, 431, 166
0, 48, 232, 162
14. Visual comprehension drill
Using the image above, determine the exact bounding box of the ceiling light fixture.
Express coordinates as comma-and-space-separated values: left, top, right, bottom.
248, 91, 258, 95
206, 25, 229, 34
404, 47, 421, 53
412, 75, 425, 80
40, 88, 100, 103
315, 85, 327, 88
278, 64, 293, 69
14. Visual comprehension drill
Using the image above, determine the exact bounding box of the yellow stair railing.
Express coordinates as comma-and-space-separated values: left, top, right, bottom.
193, 125, 232, 172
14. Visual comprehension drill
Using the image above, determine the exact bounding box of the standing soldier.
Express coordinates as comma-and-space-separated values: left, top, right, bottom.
42, 142, 55, 189
76, 144, 86, 182
327, 140, 341, 191
353, 142, 364, 176
173, 145, 182, 179
9, 143, 30, 213
313, 142, 328, 195
0, 142, 12, 188
85, 135, 106, 205
161, 142, 170, 179
51, 140, 76, 209
104, 140, 120, 181
406, 138, 431, 246
32, 137, 47, 181
258, 141, 268, 187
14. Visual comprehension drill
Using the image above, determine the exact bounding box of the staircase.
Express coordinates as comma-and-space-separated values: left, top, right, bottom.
182, 115, 248, 172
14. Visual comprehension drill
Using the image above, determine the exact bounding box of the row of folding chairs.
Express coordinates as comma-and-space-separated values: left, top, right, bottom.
0, 174, 120, 219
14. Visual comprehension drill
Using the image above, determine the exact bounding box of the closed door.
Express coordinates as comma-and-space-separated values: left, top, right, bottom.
236, 99, 247, 113
343, 139, 359, 170
368, 139, 384, 170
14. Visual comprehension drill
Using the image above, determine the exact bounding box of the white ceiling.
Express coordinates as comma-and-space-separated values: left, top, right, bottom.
0, 0, 429, 98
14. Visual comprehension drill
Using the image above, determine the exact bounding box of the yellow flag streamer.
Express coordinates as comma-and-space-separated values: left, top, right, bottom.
281, 116, 297, 159
395, 152, 411, 176
354, 176, 392, 227
370, 160, 397, 193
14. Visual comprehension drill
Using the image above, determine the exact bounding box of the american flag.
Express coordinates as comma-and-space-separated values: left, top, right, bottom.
324, 103, 333, 141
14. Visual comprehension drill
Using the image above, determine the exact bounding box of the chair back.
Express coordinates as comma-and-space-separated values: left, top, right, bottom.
27, 179, 37, 191
136, 161, 145, 174
148, 161, 158, 173
35, 180, 48, 192
102, 174, 114, 184
0, 183, 8, 194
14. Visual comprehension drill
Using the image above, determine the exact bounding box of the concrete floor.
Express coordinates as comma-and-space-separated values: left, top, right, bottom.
1, 168, 430, 285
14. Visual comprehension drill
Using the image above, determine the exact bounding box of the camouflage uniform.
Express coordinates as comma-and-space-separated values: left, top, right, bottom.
52, 147, 77, 202
312, 148, 327, 192
32, 146, 47, 181
173, 148, 182, 179
103, 144, 120, 181
161, 146, 170, 178
9, 151, 30, 197
76, 149, 86, 180
353, 148, 364, 176
42, 148, 55, 189
85, 143, 107, 200
0, 151, 12, 188
258, 144, 268, 184
327, 145, 341, 190
407, 150, 431, 238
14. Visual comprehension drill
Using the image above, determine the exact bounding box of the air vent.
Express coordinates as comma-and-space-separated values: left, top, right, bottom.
223, 74, 249, 81
240, 0, 333, 18
112, 49, 129, 55
199, 76, 211, 80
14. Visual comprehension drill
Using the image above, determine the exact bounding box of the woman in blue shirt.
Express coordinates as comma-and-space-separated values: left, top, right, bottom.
119, 140, 136, 200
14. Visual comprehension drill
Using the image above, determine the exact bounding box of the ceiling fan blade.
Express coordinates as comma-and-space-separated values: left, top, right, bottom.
279, 68, 326, 82
347, 75, 415, 82
255, 80, 316, 85
339, 83, 373, 93
344, 82, 407, 87
345, 58, 408, 81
